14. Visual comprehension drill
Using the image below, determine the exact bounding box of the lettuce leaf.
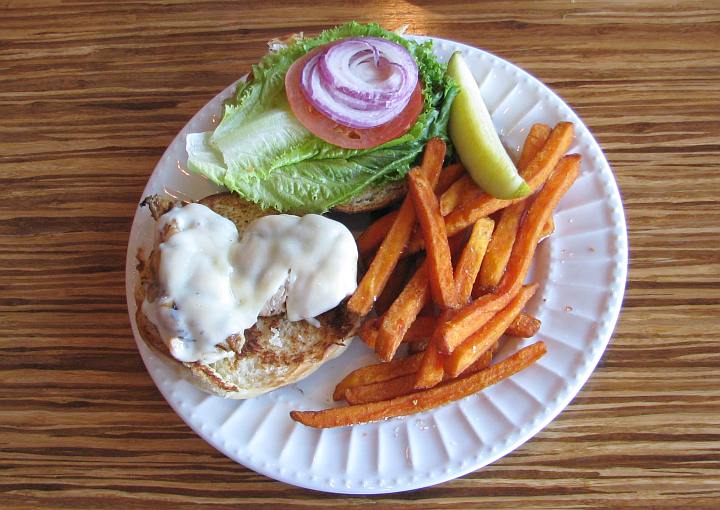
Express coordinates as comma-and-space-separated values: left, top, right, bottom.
186, 21, 457, 213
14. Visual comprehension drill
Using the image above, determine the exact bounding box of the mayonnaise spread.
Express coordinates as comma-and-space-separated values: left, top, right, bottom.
142, 203, 357, 363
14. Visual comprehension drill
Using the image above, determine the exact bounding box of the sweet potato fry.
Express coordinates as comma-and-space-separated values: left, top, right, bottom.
291, 342, 547, 428
447, 122, 573, 237
436, 162, 466, 195
496, 154, 580, 296
414, 307, 459, 390
439, 174, 481, 216
478, 200, 527, 289
356, 210, 398, 259
404, 316, 436, 342
345, 349, 495, 405
374, 256, 411, 316
375, 262, 430, 361
540, 216, 555, 240
364, 314, 438, 352
347, 138, 446, 316
406, 122, 573, 254
506, 312, 541, 338
518, 123, 552, 170
448, 229, 470, 262
371, 310, 537, 351
332, 353, 423, 401
357, 317, 379, 348
408, 312, 538, 343
433, 285, 521, 355
446, 284, 538, 377
415, 340, 446, 389
409, 313, 538, 341
345, 374, 417, 405
455, 218, 495, 304
472, 215, 554, 298
404, 218, 472, 389
356, 164, 466, 259
439, 175, 466, 217
408, 338, 430, 354
408, 168, 457, 310
347, 197, 415, 317
462, 346, 495, 374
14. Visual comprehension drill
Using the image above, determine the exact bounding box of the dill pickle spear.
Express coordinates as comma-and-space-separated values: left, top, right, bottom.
447, 52, 530, 199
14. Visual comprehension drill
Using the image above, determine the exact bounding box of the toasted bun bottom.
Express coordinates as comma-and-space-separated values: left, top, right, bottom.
333, 180, 406, 213
134, 193, 359, 399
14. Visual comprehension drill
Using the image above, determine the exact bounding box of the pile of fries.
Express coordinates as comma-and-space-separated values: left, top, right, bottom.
291, 122, 579, 429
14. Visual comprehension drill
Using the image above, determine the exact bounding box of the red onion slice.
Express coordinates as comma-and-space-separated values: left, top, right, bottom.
299, 37, 419, 129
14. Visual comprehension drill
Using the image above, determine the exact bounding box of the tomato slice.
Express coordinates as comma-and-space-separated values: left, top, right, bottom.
285, 45, 424, 150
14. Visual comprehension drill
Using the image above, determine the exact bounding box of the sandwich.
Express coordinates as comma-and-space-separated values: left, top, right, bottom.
134, 193, 360, 398
134, 22, 461, 398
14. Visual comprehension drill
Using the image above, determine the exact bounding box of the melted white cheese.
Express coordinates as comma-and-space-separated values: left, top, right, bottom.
142, 203, 357, 363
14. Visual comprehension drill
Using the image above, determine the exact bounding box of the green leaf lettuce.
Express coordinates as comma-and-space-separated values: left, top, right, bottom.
186, 21, 457, 213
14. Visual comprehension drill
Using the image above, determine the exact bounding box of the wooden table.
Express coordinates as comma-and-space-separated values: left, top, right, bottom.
2, 1, 718, 508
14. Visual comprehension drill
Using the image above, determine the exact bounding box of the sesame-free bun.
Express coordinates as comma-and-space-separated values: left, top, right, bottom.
134, 193, 358, 399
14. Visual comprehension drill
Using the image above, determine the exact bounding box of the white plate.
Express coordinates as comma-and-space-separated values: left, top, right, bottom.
125, 35, 627, 494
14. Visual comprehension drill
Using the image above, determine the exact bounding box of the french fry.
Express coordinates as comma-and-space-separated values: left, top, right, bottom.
438, 175, 465, 216
496, 154, 580, 296
408, 338, 430, 354
448, 230, 470, 261
446, 122, 573, 237
518, 123, 552, 170
356, 163, 467, 259
472, 215, 554, 298
418, 297, 435, 318
362, 314, 447, 350
314, 123, 573, 428
455, 218, 495, 304
370, 310, 538, 351
436, 162, 466, 195
406, 122, 573, 254
540, 216, 555, 240
332, 353, 424, 401
345, 349, 495, 405
357, 317, 379, 348
408, 163, 463, 387
461, 346, 495, 374
439, 174, 481, 216
478, 200, 527, 289
494, 128, 551, 280
404, 316, 436, 342
408, 168, 458, 310
356, 210, 398, 260
433, 285, 521, 355
415, 339, 446, 389
408, 312, 538, 342
375, 262, 430, 361
445, 284, 539, 377
291, 342, 547, 428
374, 256, 411, 315
347, 138, 446, 316
345, 374, 417, 405
347, 197, 415, 317
506, 312, 541, 338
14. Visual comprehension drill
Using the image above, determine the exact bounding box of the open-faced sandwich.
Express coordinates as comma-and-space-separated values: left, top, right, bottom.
134, 192, 360, 398
135, 22, 580, 425
135, 22, 459, 398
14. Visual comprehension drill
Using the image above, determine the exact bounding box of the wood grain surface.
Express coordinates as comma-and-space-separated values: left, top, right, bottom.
2, 1, 719, 508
